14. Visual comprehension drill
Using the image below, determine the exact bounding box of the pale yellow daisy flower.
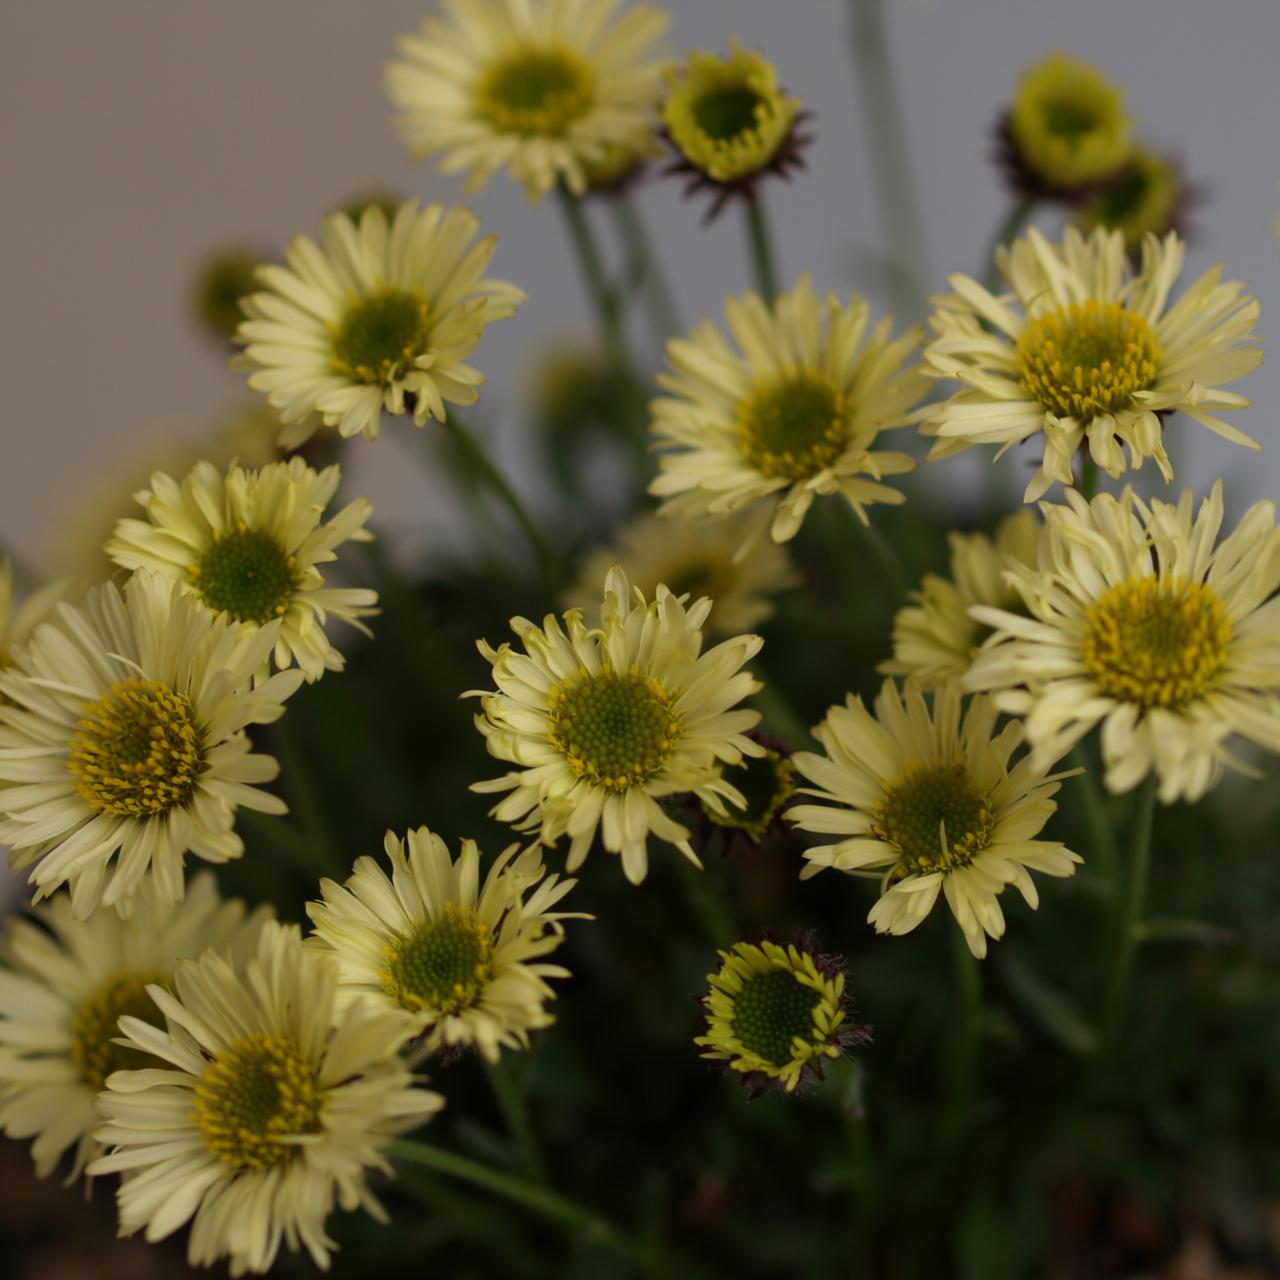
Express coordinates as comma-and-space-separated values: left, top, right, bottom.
1002, 53, 1131, 194
471, 565, 763, 884
789, 680, 1081, 959
236, 200, 525, 443
650, 274, 928, 544
924, 226, 1262, 501
0, 572, 302, 917
966, 483, 1280, 804
881, 510, 1041, 688
106, 457, 377, 682
0, 873, 269, 1182
90, 921, 443, 1276
308, 827, 584, 1062
385, 0, 671, 201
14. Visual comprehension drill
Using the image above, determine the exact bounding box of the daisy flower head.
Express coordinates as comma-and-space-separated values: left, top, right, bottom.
471, 565, 764, 885
650, 275, 928, 545
90, 920, 443, 1276
0, 873, 268, 1183
789, 680, 1081, 959
308, 827, 585, 1063
106, 457, 378, 682
996, 53, 1131, 198
693, 729, 797, 855
565, 508, 799, 636
385, 0, 671, 202
0, 572, 302, 918
881, 510, 1042, 689
236, 200, 525, 443
1075, 144, 1195, 257
695, 937, 868, 1094
967, 482, 1280, 804
923, 226, 1263, 502
661, 39, 808, 216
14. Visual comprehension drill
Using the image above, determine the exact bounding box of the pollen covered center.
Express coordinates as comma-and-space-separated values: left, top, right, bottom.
70, 971, 166, 1090
875, 762, 994, 873
1017, 300, 1160, 420
549, 670, 678, 791
478, 47, 593, 136
68, 678, 203, 817
731, 967, 819, 1067
738, 374, 847, 480
1082, 578, 1231, 708
193, 527, 298, 625
331, 288, 431, 386
381, 903, 494, 1016
194, 1034, 322, 1171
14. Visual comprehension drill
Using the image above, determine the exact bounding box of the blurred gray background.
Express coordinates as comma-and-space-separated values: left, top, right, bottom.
2, 0, 1278, 574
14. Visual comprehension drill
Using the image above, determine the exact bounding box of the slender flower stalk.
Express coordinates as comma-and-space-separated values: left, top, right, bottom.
441, 415, 562, 591
609, 194, 683, 343
981, 197, 1035, 292
744, 197, 780, 304
847, 0, 930, 311
1100, 776, 1157, 1058
389, 1140, 666, 1276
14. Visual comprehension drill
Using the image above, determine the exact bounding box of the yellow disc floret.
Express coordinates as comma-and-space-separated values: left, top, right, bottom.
330, 287, 432, 386
380, 902, 495, 1017
68, 678, 203, 817
191, 526, 299, 625
1082, 578, 1231, 708
874, 762, 995, 874
70, 971, 166, 1090
1077, 146, 1182, 253
477, 47, 594, 137
1008, 53, 1131, 190
738, 373, 847, 480
1017, 300, 1160, 420
193, 1034, 323, 1171
548, 668, 678, 791
662, 41, 801, 184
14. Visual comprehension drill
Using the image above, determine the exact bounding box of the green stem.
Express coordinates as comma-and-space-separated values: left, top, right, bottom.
555, 186, 648, 454
1078, 454, 1100, 500
743, 196, 779, 304
441, 415, 561, 593
676, 855, 734, 950
848, 0, 930, 312
981, 198, 1035, 293
483, 1057, 547, 1186
1070, 739, 1116, 888
609, 195, 682, 344
944, 924, 983, 1137
271, 712, 345, 880
389, 1140, 666, 1275
1101, 776, 1157, 1057
850, 510, 912, 600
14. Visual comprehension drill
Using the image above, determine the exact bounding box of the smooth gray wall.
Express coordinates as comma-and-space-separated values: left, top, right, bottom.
3, 0, 1278, 572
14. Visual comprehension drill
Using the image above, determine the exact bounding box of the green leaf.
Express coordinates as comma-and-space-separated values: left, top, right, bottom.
1136, 917, 1233, 945
998, 952, 1099, 1056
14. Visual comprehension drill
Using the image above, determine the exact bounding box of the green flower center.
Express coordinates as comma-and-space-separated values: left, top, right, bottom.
70, 971, 165, 1090
331, 288, 431, 386
193, 1034, 322, 1171
731, 968, 819, 1067
1041, 97, 1098, 139
381, 904, 494, 1016
478, 48, 593, 136
549, 670, 679, 791
692, 86, 764, 143
1082, 578, 1231, 709
68, 678, 203, 817
875, 762, 994, 874
195, 250, 260, 343
1016, 299, 1160, 420
706, 750, 796, 841
738, 374, 847, 480
193, 527, 298, 625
